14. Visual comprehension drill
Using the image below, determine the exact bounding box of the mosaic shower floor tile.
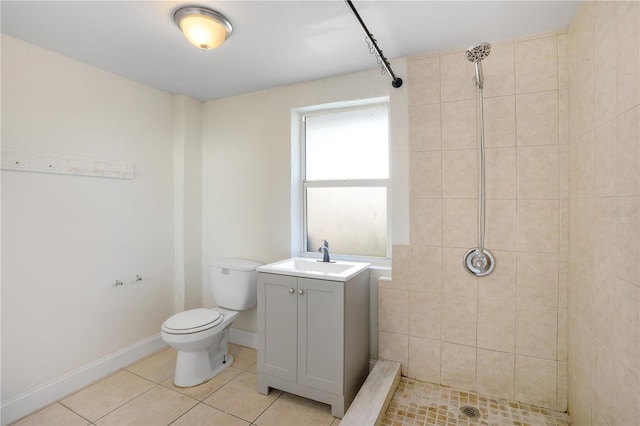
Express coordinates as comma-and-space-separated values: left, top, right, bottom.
382, 377, 571, 426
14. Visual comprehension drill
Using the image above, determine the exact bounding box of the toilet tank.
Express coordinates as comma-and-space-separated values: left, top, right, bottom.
211, 258, 263, 310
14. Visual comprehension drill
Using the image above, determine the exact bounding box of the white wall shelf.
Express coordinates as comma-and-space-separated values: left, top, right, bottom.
1, 150, 134, 179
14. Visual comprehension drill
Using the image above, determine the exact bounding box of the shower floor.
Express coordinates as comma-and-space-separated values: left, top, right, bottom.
381, 377, 571, 426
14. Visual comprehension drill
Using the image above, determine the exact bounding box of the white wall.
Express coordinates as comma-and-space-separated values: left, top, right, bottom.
1, 34, 176, 408
172, 95, 203, 312
201, 63, 408, 332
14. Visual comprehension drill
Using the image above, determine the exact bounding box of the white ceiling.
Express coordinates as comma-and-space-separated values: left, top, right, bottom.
1, 1, 581, 101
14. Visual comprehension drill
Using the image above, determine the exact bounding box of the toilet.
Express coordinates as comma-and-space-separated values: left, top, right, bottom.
161, 258, 262, 387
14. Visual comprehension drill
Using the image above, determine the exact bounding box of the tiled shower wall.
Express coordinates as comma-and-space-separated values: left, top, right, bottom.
566, 2, 639, 426
380, 31, 569, 410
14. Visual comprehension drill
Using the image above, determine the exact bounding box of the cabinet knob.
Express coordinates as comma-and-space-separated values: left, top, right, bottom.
298, 289, 304, 295
289, 288, 294, 294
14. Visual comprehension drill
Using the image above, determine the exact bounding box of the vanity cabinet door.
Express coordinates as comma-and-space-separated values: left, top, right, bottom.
257, 273, 298, 382
297, 278, 344, 394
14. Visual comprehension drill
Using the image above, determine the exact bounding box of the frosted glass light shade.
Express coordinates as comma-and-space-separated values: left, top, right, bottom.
174, 7, 232, 51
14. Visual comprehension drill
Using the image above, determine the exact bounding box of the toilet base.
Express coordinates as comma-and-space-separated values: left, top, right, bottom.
173, 350, 235, 388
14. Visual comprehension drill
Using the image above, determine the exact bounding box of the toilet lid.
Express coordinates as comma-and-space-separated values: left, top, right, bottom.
162, 309, 223, 334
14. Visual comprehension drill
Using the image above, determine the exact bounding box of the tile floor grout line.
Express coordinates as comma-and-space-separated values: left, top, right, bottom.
55, 400, 94, 424
249, 388, 286, 424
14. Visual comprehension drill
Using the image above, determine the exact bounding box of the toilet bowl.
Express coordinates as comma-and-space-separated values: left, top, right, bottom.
160, 258, 262, 387
161, 307, 239, 387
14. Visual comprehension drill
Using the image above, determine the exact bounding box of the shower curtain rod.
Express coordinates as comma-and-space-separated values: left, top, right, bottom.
345, 0, 403, 88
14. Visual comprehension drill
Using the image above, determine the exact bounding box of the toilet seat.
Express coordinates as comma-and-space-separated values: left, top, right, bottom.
162, 309, 223, 335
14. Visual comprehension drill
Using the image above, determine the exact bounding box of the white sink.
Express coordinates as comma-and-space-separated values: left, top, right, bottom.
257, 257, 370, 282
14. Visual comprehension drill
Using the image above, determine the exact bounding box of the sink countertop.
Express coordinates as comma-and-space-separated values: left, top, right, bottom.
256, 257, 370, 282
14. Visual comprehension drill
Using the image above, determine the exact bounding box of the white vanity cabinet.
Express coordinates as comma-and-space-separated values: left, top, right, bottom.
257, 270, 370, 418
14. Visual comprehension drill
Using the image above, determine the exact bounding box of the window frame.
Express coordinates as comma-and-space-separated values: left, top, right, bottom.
291, 98, 391, 264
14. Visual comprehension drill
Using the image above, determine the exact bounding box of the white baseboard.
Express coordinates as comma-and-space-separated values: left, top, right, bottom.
1, 334, 166, 426
230, 327, 257, 349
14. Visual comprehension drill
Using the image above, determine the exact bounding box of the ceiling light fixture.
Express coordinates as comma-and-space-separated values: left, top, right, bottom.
173, 6, 233, 51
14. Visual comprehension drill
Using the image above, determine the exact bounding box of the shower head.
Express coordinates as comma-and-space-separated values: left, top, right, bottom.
466, 42, 491, 63
466, 42, 491, 89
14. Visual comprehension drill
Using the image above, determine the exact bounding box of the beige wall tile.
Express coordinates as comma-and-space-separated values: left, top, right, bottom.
594, 1, 619, 127
590, 271, 614, 350
441, 100, 477, 150
442, 149, 477, 198
615, 196, 640, 285
613, 357, 640, 426
484, 95, 516, 148
477, 299, 515, 352
409, 245, 442, 293
517, 145, 559, 199
515, 355, 558, 410
594, 119, 618, 197
483, 42, 516, 98
517, 200, 560, 253
516, 252, 559, 307
559, 89, 569, 145
408, 336, 441, 383
617, 1, 640, 115
408, 55, 440, 106
593, 198, 618, 276
409, 104, 442, 152
441, 343, 476, 389
410, 198, 442, 246
442, 247, 477, 297
577, 66, 596, 137
443, 198, 477, 248
577, 131, 595, 198
486, 147, 517, 199
515, 304, 558, 360
592, 343, 616, 405
559, 256, 568, 308
477, 250, 517, 302
378, 332, 409, 376
485, 200, 517, 251
378, 288, 409, 334
409, 291, 441, 340
558, 308, 568, 362
391, 245, 410, 289
614, 278, 640, 378
557, 362, 568, 412
476, 349, 515, 400
568, 365, 591, 426
440, 51, 476, 102
515, 36, 558, 94
410, 151, 442, 199
617, 106, 640, 196
558, 35, 569, 91
560, 144, 569, 200
442, 295, 477, 346
516, 91, 559, 147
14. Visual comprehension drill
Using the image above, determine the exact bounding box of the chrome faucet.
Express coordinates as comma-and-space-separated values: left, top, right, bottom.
318, 240, 331, 262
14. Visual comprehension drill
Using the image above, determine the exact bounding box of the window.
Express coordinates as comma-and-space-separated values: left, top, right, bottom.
293, 100, 390, 260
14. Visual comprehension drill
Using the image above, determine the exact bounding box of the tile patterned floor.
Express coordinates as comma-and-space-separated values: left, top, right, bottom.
382, 377, 572, 426
12, 344, 341, 426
